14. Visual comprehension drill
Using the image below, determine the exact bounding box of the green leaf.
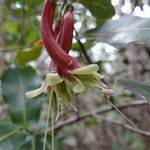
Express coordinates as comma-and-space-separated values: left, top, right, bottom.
79, 0, 114, 24
72, 40, 94, 52
117, 79, 150, 101
0, 122, 44, 150
83, 16, 150, 47
0, 122, 26, 150
18, 135, 44, 150
1, 65, 43, 127
2, 21, 18, 34
16, 41, 42, 67
0, 122, 20, 141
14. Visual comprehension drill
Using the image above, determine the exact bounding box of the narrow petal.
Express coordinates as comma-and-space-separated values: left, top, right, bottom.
65, 77, 85, 93
72, 77, 85, 93
71, 64, 99, 75
101, 88, 114, 94
25, 82, 47, 98
92, 72, 104, 79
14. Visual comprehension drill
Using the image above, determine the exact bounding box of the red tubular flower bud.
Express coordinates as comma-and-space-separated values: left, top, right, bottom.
56, 11, 74, 54
55, 10, 75, 77
54, 21, 61, 38
49, 21, 61, 73
49, 7, 74, 76
41, 0, 81, 72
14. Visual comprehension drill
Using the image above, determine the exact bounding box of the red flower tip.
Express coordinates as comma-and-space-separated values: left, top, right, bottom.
41, 0, 81, 75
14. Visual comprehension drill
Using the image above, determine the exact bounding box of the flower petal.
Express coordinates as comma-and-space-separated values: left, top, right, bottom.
71, 64, 99, 75
46, 73, 63, 86
92, 72, 104, 79
65, 77, 85, 93
72, 77, 85, 93
25, 82, 47, 98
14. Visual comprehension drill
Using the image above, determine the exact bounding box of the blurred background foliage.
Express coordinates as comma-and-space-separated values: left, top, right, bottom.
0, 0, 150, 149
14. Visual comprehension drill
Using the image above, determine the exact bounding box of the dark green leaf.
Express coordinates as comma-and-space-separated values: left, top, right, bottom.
1, 65, 43, 127
79, 0, 114, 24
19, 134, 62, 150
0, 122, 19, 139
117, 79, 150, 101
18, 135, 43, 150
83, 16, 150, 47
0, 122, 26, 150
0, 122, 44, 150
72, 40, 94, 52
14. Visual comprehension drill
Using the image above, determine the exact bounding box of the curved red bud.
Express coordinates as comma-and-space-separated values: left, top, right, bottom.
54, 21, 61, 38
41, 0, 81, 71
56, 11, 74, 54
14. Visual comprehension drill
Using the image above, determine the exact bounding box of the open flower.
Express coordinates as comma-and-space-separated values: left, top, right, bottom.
25, 64, 112, 120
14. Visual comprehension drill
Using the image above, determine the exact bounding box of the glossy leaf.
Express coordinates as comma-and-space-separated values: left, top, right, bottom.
79, 0, 114, 24
117, 79, 150, 101
1, 66, 43, 127
83, 16, 150, 47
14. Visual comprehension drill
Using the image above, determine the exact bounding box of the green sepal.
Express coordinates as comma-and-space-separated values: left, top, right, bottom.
76, 73, 100, 88
65, 77, 85, 93
71, 64, 99, 75
72, 77, 85, 93
46, 73, 63, 86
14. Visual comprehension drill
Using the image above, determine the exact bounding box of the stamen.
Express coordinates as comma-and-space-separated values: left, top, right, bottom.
55, 91, 60, 121
67, 102, 78, 112
101, 88, 114, 94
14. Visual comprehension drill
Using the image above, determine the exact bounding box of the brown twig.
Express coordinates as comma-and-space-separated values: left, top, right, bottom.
74, 29, 92, 64
103, 118, 150, 137
47, 101, 150, 136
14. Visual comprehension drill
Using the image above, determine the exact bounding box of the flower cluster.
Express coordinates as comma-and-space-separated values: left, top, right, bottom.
26, 0, 113, 119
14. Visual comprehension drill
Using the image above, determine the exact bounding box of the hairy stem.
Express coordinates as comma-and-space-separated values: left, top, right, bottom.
74, 29, 92, 64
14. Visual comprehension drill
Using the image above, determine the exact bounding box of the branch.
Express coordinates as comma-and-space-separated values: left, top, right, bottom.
47, 101, 150, 136
104, 118, 150, 137
74, 29, 92, 64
